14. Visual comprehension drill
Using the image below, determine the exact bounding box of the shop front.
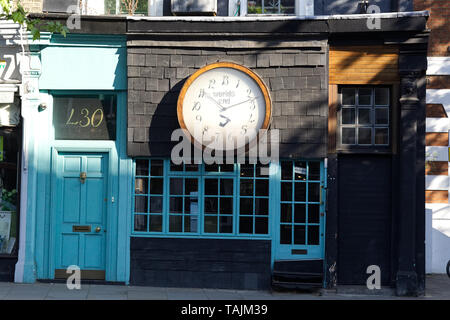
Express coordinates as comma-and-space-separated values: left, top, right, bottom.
14, 24, 133, 283
0, 20, 22, 281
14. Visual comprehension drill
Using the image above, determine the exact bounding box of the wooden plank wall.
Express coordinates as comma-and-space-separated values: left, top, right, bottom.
329, 45, 400, 85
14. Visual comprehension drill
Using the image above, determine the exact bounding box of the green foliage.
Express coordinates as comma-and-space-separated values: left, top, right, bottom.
0, 0, 69, 40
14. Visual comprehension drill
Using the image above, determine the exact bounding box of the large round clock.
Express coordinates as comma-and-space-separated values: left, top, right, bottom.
177, 62, 272, 151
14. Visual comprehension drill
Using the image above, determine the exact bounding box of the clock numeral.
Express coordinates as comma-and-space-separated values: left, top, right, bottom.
196, 115, 202, 122
198, 89, 205, 98
236, 80, 240, 88
222, 75, 229, 86
208, 79, 216, 89
241, 125, 248, 135
249, 100, 256, 110
202, 126, 209, 134
192, 101, 201, 111
246, 88, 252, 97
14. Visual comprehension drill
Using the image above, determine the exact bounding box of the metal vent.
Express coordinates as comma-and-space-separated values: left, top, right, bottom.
43, 0, 79, 13
171, 0, 217, 15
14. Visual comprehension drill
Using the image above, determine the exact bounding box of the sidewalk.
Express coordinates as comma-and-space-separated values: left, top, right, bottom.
0, 274, 448, 300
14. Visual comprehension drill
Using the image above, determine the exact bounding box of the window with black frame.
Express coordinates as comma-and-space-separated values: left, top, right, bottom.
338, 87, 390, 148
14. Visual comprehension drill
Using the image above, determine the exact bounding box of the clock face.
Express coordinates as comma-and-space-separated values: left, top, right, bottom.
178, 63, 271, 151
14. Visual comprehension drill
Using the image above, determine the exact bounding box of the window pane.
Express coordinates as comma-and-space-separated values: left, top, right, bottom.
255, 179, 269, 196
205, 197, 218, 214
150, 160, 163, 176
375, 108, 389, 125
281, 203, 292, 222
341, 108, 355, 124
281, 182, 292, 201
185, 178, 198, 195
294, 226, 306, 244
280, 225, 292, 244
375, 88, 389, 105
220, 197, 233, 214
309, 162, 321, 181
281, 161, 293, 180
342, 88, 355, 105
255, 218, 268, 234
134, 215, 147, 232
136, 159, 149, 176
205, 164, 219, 172
358, 108, 371, 125
294, 204, 306, 223
220, 179, 233, 195
219, 216, 233, 233
342, 128, 355, 145
185, 164, 199, 171
294, 161, 307, 180
135, 178, 148, 194
248, 0, 262, 14
205, 179, 218, 195
308, 204, 320, 223
240, 217, 253, 234
169, 197, 183, 213
170, 162, 183, 171
169, 215, 182, 232
358, 127, 372, 145
184, 215, 197, 233
375, 128, 389, 145
221, 164, 234, 172
240, 164, 254, 177
358, 88, 372, 105
134, 196, 148, 213
170, 178, 183, 195
149, 215, 162, 232
256, 164, 270, 177
294, 183, 306, 202
255, 198, 269, 215
263, 0, 280, 13
309, 183, 320, 202
281, 0, 295, 14
204, 216, 218, 233
240, 198, 253, 215
149, 196, 162, 213
240, 179, 254, 196
308, 225, 320, 245
149, 178, 163, 194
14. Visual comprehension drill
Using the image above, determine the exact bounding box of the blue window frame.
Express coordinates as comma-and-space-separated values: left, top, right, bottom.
132, 160, 271, 237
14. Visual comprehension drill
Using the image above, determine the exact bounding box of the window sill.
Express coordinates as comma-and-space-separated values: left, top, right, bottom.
336, 148, 392, 155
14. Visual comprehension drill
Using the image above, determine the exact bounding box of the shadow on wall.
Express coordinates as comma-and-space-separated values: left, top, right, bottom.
429, 204, 450, 273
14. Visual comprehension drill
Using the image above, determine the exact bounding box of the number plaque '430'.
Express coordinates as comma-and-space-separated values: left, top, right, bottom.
53, 95, 117, 140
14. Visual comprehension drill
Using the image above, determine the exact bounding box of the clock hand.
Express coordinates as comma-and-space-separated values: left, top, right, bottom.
204, 93, 225, 112
222, 96, 259, 111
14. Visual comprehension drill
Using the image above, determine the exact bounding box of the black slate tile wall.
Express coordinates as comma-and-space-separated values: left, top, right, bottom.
127, 45, 328, 159
130, 237, 271, 290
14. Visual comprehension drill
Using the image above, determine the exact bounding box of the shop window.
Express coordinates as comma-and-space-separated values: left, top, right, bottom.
338, 87, 390, 148
0, 125, 20, 256
247, 0, 295, 14
280, 161, 321, 246
132, 160, 270, 237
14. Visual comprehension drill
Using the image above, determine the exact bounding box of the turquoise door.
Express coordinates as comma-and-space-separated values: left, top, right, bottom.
274, 160, 326, 260
53, 152, 109, 279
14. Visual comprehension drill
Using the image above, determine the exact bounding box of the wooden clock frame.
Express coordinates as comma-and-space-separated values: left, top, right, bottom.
177, 62, 272, 148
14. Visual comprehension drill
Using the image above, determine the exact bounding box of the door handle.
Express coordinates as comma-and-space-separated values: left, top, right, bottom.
95, 226, 101, 233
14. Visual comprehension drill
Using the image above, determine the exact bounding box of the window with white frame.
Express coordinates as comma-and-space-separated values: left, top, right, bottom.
247, 0, 295, 14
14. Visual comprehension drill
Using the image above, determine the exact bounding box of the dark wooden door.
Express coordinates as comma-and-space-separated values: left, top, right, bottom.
337, 155, 392, 285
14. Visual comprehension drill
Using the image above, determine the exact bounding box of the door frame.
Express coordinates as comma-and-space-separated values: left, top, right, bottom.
272, 160, 327, 262
49, 146, 115, 280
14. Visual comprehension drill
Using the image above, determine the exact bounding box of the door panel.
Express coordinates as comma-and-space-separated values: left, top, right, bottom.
337, 155, 392, 285
54, 152, 108, 279
275, 160, 326, 260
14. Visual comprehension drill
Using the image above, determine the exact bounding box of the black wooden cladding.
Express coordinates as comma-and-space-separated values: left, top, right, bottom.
337, 155, 392, 286
130, 237, 271, 289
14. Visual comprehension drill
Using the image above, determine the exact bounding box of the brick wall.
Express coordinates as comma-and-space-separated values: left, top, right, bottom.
414, 0, 449, 56
127, 43, 328, 159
